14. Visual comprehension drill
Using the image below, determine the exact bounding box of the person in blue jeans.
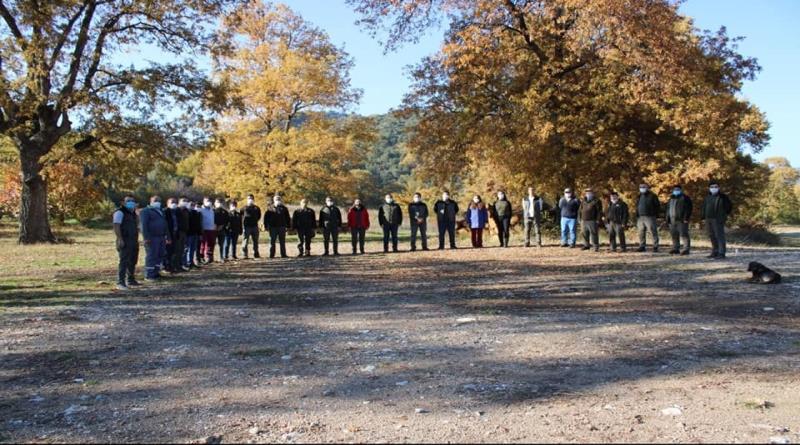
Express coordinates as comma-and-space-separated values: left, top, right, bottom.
140, 196, 170, 280
558, 188, 580, 248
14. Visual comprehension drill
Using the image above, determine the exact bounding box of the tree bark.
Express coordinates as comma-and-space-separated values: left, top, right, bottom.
18, 147, 55, 244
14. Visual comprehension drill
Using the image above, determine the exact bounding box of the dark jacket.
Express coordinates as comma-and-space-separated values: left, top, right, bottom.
242, 204, 262, 229
636, 191, 661, 218
379, 202, 403, 226
264, 204, 291, 229
347, 205, 370, 229
408, 202, 429, 224
165, 207, 180, 237
319, 205, 342, 229
522, 196, 547, 223
493, 198, 512, 220
666, 194, 693, 224
140, 206, 168, 240
434, 199, 459, 223
700, 192, 733, 221
579, 197, 603, 222
227, 209, 244, 235
606, 200, 630, 225
292, 207, 317, 232
559, 197, 580, 219
214, 207, 230, 231
188, 209, 203, 236
116, 207, 139, 241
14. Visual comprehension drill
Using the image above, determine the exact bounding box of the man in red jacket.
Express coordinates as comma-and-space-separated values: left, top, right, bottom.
347, 198, 370, 255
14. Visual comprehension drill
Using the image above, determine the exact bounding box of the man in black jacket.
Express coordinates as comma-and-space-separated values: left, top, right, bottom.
241, 194, 262, 259
213, 198, 230, 261
264, 195, 291, 258
434, 191, 459, 250
187, 201, 203, 268
379, 194, 403, 253
293, 198, 316, 256
408, 192, 429, 251
225, 200, 243, 260
606, 192, 629, 252
319, 196, 342, 256
492, 191, 513, 247
578, 188, 603, 252
700, 181, 733, 259
666, 185, 693, 255
636, 183, 661, 252
164, 197, 183, 272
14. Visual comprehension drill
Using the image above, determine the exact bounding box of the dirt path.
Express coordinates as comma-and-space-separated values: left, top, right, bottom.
2, 244, 799, 443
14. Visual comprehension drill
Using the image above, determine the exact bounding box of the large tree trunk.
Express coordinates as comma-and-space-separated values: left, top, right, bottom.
18, 148, 55, 244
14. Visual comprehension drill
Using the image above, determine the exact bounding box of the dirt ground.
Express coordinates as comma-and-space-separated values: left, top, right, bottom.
2, 238, 800, 443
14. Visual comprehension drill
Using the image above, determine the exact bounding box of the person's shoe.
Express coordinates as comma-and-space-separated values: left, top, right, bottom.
116, 283, 128, 291
569, 245, 576, 249
352, 251, 357, 255
707, 253, 718, 258
669, 250, 679, 255
127, 280, 141, 287
653, 247, 659, 253
323, 252, 330, 256
581, 246, 591, 251
334, 252, 341, 256
393, 248, 399, 253
717, 254, 726, 259
610, 248, 618, 252
181, 266, 190, 272
145, 277, 158, 282
233, 256, 239, 260
594, 248, 600, 252
254, 254, 260, 259
637, 247, 646, 252
537, 243, 543, 248
410, 247, 416, 252
360, 250, 366, 255
680, 250, 690, 256
560, 244, 568, 248
422, 247, 429, 251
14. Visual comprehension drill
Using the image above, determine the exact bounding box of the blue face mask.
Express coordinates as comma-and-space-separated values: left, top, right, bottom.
125, 201, 136, 210
151, 202, 161, 209
672, 190, 682, 196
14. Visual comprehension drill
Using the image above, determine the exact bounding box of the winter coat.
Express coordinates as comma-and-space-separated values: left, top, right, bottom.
264, 204, 291, 229
408, 202, 429, 225
666, 194, 693, 225
214, 207, 230, 231
522, 196, 546, 223
319, 205, 342, 229
579, 197, 603, 222
606, 200, 630, 225
140, 206, 168, 240
200, 207, 216, 231
433, 199, 459, 224
700, 192, 733, 221
242, 204, 262, 228
378, 202, 403, 227
347, 206, 370, 230
559, 197, 580, 219
227, 209, 244, 235
493, 198, 512, 220
636, 191, 661, 218
292, 207, 317, 231
188, 209, 203, 236
465, 202, 489, 229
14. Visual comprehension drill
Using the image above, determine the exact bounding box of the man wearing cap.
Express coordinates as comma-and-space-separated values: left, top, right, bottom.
579, 188, 603, 252
558, 188, 580, 248
606, 192, 630, 252
700, 181, 733, 259
636, 183, 661, 252
666, 185, 693, 255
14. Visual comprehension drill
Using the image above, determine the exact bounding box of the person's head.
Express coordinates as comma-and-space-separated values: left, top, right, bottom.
203, 197, 212, 208
473, 194, 482, 204
150, 195, 162, 209
178, 196, 189, 208
709, 181, 720, 195
246, 194, 255, 206
353, 198, 362, 208
639, 183, 649, 194
167, 197, 178, 209
325, 196, 334, 207
122, 194, 136, 210
300, 198, 308, 208
214, 198, 224, 209
584, 188, 594, 200
672, 185, 683, 197
413, 192, 421, 203
610, 191, 619, 203
442, 190, 450, 201
273, 195, 282, 205
528, 187, 534, 196
385, 194, 394, 204
497, 190, 506, 200
230, 200, 238, 210
564, 188, 573, 199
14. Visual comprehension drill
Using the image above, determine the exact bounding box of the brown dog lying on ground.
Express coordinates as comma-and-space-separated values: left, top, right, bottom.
747, 262, 782, 284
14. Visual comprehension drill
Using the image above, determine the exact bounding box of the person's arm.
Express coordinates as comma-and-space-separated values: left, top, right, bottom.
723, 195, 733, 217
378, 207, 385, 227
685, 196, 693, 223
398, 206, 403, 226
699, 197, 706, 220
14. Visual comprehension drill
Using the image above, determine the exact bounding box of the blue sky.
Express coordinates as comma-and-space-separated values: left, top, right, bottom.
282, 0, 800, 166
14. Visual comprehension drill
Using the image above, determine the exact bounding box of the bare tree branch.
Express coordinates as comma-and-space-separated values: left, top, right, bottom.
48, 1, 90, 71
0, 0, 26, 48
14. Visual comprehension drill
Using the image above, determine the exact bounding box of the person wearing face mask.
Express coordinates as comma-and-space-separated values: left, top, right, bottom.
578, 188, 603, 252
465, 194, 489, 248
175, 197, 191, 271
224, 200, 243, 260
140, 195, 169, 281
164, 198, 185, 273
700, 181, 733, 259
186, 201, 203, 269
199, 197, 217, 263
491, 191, 513, 247
635, 183, 662, 252
112, 195, 140, 290
241, 194, 262, 259
666, 185, 693, 255
606, 192, 630, 252
347, 198, 370, 254
213, 199, 230, 262
408, 192, 429, 252
264, 195, 291, 258
522, 187, 547, 248
434, 191, 459, 250
292, 198, 317, 256
558, 188, 580, 248
378, 194, 403, 253
319, 196, 342, 256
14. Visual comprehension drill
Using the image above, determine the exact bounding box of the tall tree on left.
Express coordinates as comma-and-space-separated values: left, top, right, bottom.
0, 0, 236, 243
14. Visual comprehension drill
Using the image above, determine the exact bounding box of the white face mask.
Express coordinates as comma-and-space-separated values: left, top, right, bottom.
710, 187, 720, 195
565, 193, 572, 199
385, 197, 393, 204
473, 198, 480, 203
586, 193, 594, 200
246, 199, 254, 205
169, 203, 178, 210
203, 201, 211, 208
354, 201, 361, 207
442, 194, 450, 201
639, 188, 648, 194
611, 197, 619, 203
325, 201, 333, 207
274, 200, 282, 206
179, 201, 188, 208
498, 193, 505, 200
230, 205, 236, 211
413, 196, 421, 203
214, 202, 222, 209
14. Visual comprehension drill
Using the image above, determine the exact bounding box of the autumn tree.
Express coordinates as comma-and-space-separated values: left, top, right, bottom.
349, 0, 770, 209
756, 157, 800, 225
0, 0, 236, 243
195, 1, 375, 203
